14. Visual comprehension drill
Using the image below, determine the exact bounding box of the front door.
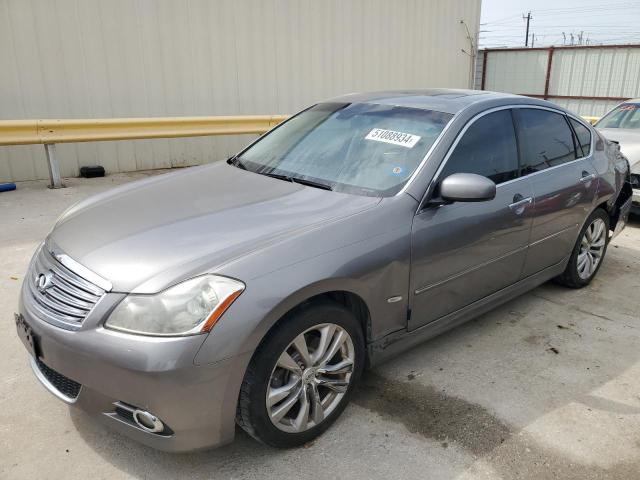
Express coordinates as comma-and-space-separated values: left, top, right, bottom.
512, 108, 599, 276
409, 109, 533, 330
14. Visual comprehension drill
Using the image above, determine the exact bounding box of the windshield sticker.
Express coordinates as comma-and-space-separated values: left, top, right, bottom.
365, 128, 421, 148
390, 166, 404, 176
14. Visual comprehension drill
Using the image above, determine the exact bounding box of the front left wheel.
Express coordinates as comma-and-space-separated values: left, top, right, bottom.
236, 300, 365, 448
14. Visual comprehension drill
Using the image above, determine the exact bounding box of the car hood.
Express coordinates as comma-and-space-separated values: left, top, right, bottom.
49, 163, 380, 293
598, 128, 640, 172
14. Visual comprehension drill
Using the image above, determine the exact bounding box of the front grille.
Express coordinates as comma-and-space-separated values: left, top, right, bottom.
35, 358, 81, 400
25, 246, 105, 329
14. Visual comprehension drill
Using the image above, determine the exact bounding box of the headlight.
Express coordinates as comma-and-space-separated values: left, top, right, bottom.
105, 275, 244, 336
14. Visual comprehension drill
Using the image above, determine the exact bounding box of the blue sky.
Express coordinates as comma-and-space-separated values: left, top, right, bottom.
480, 0, 640, 48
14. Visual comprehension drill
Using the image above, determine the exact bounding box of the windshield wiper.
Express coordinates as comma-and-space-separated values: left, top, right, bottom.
260, 171, 332, 191
290, 177, 333, 191
261, 171, 291, 181
227, 156, 247, 170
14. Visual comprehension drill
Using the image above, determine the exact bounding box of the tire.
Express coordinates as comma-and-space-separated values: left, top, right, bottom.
555, 208, 609, 288
236, 299, 365, 448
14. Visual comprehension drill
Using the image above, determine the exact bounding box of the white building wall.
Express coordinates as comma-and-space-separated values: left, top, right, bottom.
0, 0, 481, 182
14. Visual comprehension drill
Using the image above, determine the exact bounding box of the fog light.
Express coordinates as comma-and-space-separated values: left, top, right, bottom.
132, 409, 164, 433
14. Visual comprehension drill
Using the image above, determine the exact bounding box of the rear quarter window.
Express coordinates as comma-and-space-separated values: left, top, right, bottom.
569, 118, 592, 157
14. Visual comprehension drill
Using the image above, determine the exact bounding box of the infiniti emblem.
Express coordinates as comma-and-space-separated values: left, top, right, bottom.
37, 271, 54, 292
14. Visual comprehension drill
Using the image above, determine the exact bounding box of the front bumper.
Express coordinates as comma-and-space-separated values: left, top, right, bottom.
17, 289, 251, 452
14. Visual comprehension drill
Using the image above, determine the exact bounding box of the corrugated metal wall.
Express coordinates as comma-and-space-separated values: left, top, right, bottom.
0, 0, 481, 182
477, 45, 640, 117
482, 49, 550, 94
550, 47, 640, 115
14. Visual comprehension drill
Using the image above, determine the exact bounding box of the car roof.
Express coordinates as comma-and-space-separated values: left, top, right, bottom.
328, 89, 563, 115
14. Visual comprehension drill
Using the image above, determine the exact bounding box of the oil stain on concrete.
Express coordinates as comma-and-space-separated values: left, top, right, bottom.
353, 371, 640, 478
352, 371, 511, 456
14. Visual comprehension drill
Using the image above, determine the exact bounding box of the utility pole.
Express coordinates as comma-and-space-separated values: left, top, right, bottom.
531, 33, 535, 47
562, 32, 566, 45
523, 11, 532, 46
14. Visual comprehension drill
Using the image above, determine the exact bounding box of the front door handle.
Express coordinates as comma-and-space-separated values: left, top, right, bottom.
580, 172, 596, 183
508, 195, 532, 214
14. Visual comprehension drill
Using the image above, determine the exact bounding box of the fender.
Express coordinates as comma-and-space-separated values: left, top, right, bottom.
194, 228, 412, 366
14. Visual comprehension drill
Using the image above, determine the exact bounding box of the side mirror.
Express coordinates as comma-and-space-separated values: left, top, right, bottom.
439, 173, 496, 202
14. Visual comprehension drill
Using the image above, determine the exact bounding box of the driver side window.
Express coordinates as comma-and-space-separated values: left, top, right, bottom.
439, 109, 519, 184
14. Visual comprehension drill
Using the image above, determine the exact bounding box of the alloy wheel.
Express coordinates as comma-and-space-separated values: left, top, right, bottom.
266, 323, 355, 433
577, 218, 606, 280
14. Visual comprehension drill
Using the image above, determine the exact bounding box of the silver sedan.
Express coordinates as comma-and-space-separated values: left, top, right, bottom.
596, 99, 640, 214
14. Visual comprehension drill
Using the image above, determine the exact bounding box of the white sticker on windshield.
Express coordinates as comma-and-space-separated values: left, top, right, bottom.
365, 128, 421, 148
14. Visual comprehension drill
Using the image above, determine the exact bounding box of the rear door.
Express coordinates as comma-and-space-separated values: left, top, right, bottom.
513, 108, 598, 276
409, 109, 534, 330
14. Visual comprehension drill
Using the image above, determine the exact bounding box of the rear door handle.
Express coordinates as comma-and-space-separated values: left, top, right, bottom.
508, 196, 532, 214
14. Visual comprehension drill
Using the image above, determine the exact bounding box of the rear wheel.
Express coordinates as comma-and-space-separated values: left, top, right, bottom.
556, 208, 609, 288
236, 300, 364, 447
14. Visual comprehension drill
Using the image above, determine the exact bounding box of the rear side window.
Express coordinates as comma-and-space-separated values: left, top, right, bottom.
439, 110, 518, 184
514, 109, 577, 175
569, 118, 592, 157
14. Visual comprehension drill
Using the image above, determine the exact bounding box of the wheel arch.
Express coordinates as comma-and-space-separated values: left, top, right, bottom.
250, 280, 373, 357
593, 154, 632, 232
606, 175, 633, 232
194, 278, 374, 446
595, 177, 631, 233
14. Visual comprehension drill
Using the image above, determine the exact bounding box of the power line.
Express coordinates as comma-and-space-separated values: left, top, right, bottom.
480, 0, 640, 48
482, 2, 640, 25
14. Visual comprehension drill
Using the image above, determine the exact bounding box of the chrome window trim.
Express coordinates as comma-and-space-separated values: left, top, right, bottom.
416, 104, 596, 210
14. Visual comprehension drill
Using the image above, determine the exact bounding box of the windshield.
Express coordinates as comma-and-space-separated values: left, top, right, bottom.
235, 102, 453, 196
597, 103, 640, 129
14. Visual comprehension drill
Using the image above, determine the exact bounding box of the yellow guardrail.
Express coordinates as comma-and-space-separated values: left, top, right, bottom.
0, 115, 289, 146
0, 115, 289, 188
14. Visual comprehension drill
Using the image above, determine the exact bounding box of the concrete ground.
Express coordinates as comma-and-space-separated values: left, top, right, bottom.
1, 171, 640, 480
